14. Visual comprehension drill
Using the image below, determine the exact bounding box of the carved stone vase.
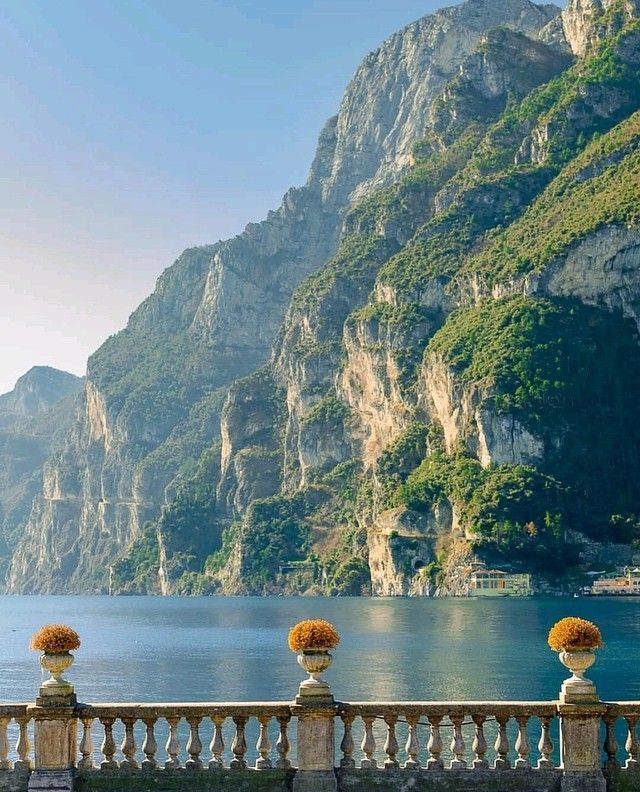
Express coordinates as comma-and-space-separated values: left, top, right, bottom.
40, 652, 75, 697
558, 648, 597, 703
297, 649, 333, 700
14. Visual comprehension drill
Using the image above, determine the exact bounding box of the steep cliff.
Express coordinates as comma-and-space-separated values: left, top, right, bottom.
6, 0, 640, 596
0, 368, 82, 580
5, 0, 563, 593
194, 0, 640, 597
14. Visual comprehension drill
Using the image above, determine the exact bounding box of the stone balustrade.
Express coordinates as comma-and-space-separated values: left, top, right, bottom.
0, 705, 31, 773
2, 659, 640, 791
335, 701, 558, 771
601, 703, 640, 772
75, 703, 293, 771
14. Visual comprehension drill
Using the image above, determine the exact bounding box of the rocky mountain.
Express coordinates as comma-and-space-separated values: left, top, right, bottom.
5, 0, 640, 595
0, 367, 82, 580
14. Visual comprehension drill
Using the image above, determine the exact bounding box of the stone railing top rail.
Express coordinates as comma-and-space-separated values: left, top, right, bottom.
5, 700, 640, 714
601, 701, 640, 713
77, 702, 293, 718
4, 700, 640, 716
336, 700, 559, 710
0, 704, 28, 717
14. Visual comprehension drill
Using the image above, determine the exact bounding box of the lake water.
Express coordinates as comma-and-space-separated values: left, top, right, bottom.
0, 595, 637, 705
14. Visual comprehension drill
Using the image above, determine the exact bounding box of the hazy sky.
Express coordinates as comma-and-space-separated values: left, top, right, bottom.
1, 0, 535, 394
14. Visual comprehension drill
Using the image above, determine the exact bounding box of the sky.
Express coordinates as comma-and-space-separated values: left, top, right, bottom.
0, 0, 552, 395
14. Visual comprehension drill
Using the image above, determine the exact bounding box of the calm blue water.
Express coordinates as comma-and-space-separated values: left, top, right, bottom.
0, 596, 637, 705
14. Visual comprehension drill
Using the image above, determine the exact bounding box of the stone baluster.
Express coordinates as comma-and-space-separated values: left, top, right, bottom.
624, 715, 639, 769
360, 715, 377, 769
0, 717, 11, 770
14, 716, 31, 771
494, 714, 511, 770
256, 715, 272, 769
383, 713, 399, 769
78, 716, 94, 769
230, 716, 247, 769
100, 717, 118, 769
275, 715, 291, 770
426, 714, 444, 770
141, 718, 157, 769
449, 712, 467, 770
404, 712, 420, 770
515, 715, 531, 769
164, 716, 181, 769
472, 714, 488, 769
603, 714, 620, 773
186, 716, 203, 769
209, 715, 225, 769
120, 717, 139, 769
538, 716, 554, 769
339, 712, 355, 769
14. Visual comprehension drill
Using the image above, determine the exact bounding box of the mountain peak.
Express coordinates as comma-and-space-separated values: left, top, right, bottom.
0, 366, 82, 416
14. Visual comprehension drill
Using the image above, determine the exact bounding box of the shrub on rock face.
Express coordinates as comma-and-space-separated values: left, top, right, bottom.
30, 624, 81, 654
288, 620, 340, 652
547, 617, 603, 652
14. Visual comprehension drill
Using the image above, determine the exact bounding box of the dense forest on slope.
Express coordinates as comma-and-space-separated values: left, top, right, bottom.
6, 0, 640, 595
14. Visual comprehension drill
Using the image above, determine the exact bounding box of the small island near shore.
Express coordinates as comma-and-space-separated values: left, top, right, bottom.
2, 0, 640, 600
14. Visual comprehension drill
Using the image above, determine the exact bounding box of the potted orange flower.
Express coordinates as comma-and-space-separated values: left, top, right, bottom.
288, 619, 339, 696
31, 624, 80, 697
548, 617, 603, 697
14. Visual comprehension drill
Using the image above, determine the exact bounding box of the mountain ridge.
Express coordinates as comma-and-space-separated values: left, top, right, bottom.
6, 0, 640, 596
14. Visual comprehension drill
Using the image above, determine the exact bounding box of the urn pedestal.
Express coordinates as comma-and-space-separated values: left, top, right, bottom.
558, 650, 597, 704
296, 650, 333, 703
37, 653, 76, 706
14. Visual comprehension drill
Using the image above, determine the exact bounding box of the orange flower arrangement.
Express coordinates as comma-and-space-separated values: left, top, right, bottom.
547, 617, 603, 652
288, 619, 340, 652
30, 624, 81, 654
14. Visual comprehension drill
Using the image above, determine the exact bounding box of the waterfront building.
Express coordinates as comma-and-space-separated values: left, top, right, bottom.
591, 567, 640, 595
469, 567, 532, 596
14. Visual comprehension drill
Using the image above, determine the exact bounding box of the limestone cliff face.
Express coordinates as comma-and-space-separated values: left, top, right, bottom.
223, 0, 563, 500
10, 0, 640, 597
562, 0, 640, 55
213, 10, 583, 596
332, 0, 559, 203
540, 225, 640, 326
421, 358, 545, 468
340, 314, 415, 471
368, 505, 452, 596
6, 0, 561, 593
0, 368, 82, 580
219, 3, 640, 597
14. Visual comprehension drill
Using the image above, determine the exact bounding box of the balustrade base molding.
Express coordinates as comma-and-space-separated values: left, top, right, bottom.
293, 770, 338, 792
27, 770, 73, 791
560, 771, 606, 792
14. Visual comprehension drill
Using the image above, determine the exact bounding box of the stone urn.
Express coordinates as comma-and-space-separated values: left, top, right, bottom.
40, 652, 75, 697
558, 648, 597, 703
297, 649, 333, 699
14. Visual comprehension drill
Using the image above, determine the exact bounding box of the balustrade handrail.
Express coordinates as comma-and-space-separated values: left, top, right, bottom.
0, 705, 28, 718
602, 702, 640, 712
73, 700, 563, 712
336, 701, 558, 712
79, 702, 293, 717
